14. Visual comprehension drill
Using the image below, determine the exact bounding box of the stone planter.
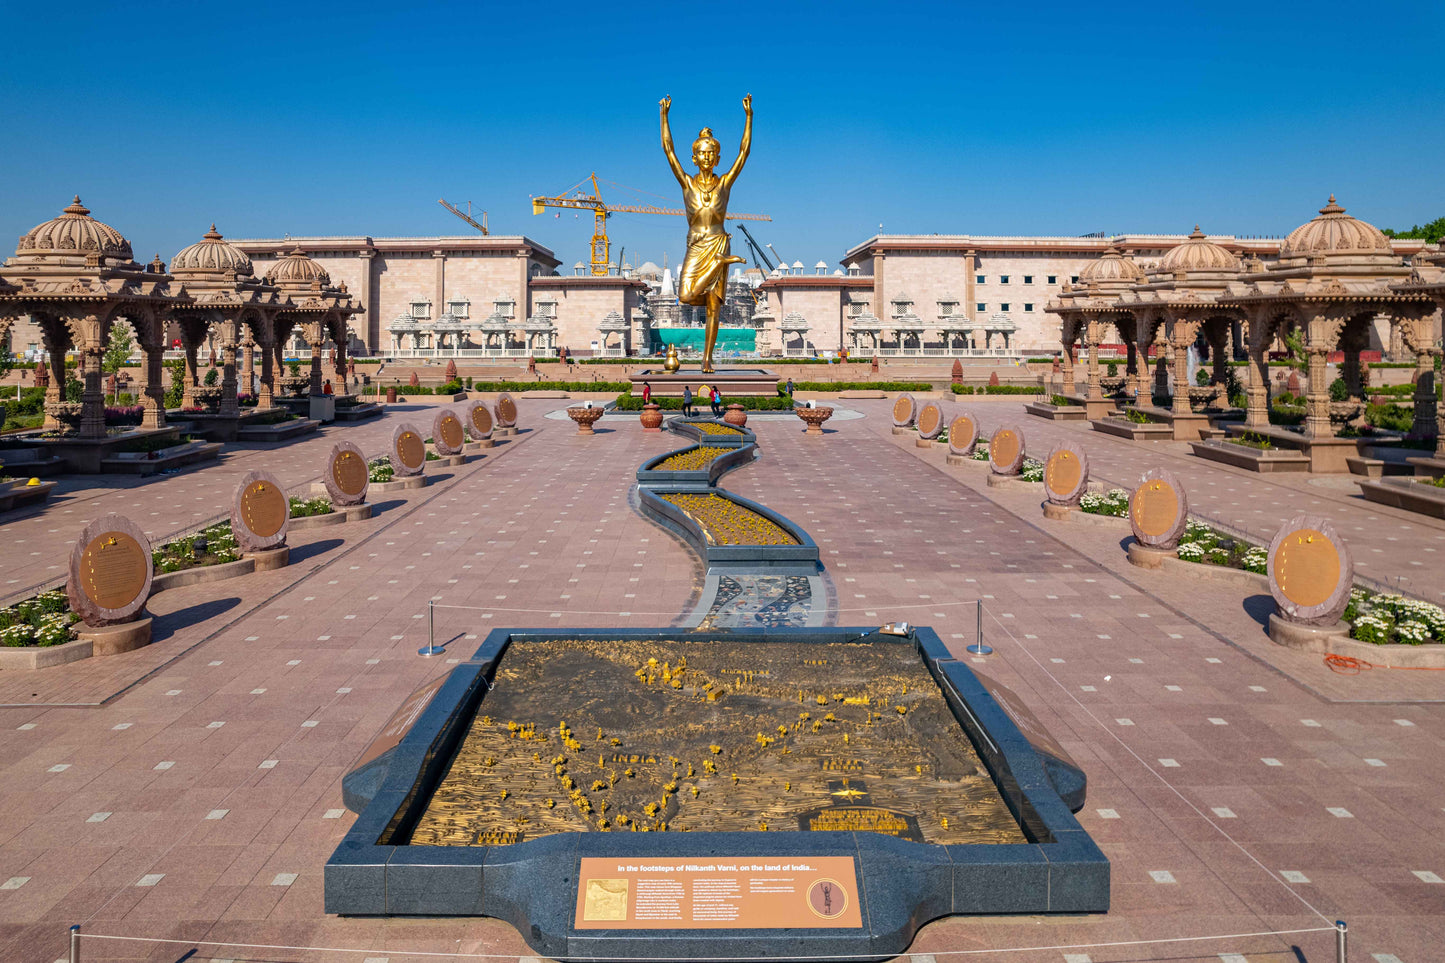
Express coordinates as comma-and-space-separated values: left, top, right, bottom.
723, 404, 748, 428
797, 406, 833, 435
44, 401, 83, 435
568, 406, 604, 434
639, 403, 664, 432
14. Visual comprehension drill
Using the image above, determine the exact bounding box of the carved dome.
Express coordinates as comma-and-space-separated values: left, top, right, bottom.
1079, 246, 1144, 283
1280, 196, 1392, 259
267, 245, 330, 285
15, 196, 133, 260
1158, 226, 1240, 274
171, 225, 253, 276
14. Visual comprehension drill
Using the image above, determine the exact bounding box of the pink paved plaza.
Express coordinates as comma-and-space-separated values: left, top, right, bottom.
1, 398, 1442, 963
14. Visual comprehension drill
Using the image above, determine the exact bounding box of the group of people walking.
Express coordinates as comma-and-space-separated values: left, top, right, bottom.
641, 381, 723, 417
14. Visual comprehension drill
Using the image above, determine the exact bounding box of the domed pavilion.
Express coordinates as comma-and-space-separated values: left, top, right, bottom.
1045, 246, 1146, 416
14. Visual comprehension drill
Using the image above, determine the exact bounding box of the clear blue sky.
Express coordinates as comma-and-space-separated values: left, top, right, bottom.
2, 1, 1441, 272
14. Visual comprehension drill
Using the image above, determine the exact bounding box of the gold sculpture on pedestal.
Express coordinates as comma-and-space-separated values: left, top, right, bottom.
660, 94, 752, 374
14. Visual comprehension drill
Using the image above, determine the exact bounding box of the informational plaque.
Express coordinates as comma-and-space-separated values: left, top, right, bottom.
495, 392, 518, 428
916, 401, 943, 439
66, 513, 153, 626
988, 425, 1025, 475
392, 423, 426, 476
1268, 514, 1352, 625
434, 410, 465, 455
574, 856, 862, 930
891, 393, 916, 427
231, 469, 290, 553
467, 400, 494, 440
948, 412, 979, 455
1129, 469, 1187, 548
325, 441, 369, 506
1043, 443, 1088, 506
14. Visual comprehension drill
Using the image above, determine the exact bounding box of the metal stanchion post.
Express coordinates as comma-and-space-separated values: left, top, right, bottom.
1335, 920, 1347, 963
418, 600, 445, 657
69, 924, 80, 963
966, 599, 992, 656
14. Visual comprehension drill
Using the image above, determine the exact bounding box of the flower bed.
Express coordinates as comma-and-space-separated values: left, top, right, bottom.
1344, 590, 1445, 646
152, 522, 240, 574
369, 458, 394, 482
655, 446, 730, 471
0, 590, 80, 648
1174, 520, 1268, 573
1079, 488, 1130, 516
289, 496, 334, 518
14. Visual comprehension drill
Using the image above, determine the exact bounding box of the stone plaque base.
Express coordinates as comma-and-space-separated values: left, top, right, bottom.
80, 617, 153, 656
1042, 502, 1077, 521
985, 472, 1026, 489
373, 476, 428, 493
495, 427, 517, 437
945, 453, 974, 466
890, 426, 912, 436
245, 546, 290, 572
914, 438, 933, 448
1126, 542, 1174, 569
464, 439, 495, 450
439, 454, 467, 467
1266, 613, 1350, 652
341, 504, 373, 521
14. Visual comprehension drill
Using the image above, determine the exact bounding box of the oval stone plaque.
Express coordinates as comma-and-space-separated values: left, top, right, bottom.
324, 441, 369, 507
495, 392, 518, 428
232, 469, 290, 553
67, 513, 153, 626
392, 423, 427, 477
988, 424, 1025, 475
916, 402, 943, 440
1129, 469, 1188, 549
1044, 443, 1089, 506
947, 412, 979, 456
1268, 515, 1353, 626
434, 410, 465, 456
466, 400, 494, 440
891, 394, 917, 428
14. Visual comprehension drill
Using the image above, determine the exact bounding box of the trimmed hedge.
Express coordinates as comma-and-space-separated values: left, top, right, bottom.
469, 380, 630, 392
784, 381, 932, 392
614, 394, 796, 411
952, 384, 1045, 395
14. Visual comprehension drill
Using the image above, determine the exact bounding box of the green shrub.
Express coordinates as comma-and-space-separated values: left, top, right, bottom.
984, 384, 1045, 395
368, 458, 394, 482
614, 394, 795, 411
204, 368, 219, 387
1366, 402, 1413, 432
1125, 408, 1151, 424
1328, 377, 1349, 401
786, 381, 930, 393
1106, 361, 1118, 377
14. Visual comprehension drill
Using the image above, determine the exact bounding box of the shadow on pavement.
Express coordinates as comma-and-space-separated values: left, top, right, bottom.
150, 596, 241, 643
1242, 593, 1275, 628
290, 537, 344, 564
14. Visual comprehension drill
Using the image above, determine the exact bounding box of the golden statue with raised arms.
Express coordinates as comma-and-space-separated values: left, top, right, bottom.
660, 93, 752, 374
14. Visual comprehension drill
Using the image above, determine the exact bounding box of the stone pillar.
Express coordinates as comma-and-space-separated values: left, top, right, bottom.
241, 334, 255, 398
1244, 346, 1269, 429
80, 341, 106, 439
37, 320, 68, 431
258, 340, 276, 409
181, 335, 199, 409
1410, 347, 1441, 441
1208, 323, 1230, 406
139, 337, 166, 430
219, 338, 239, 418
1304, 346, 1333, 438
1341, 344, 1363, 400
1171, 338, 1192, 417
1085, 335, 1103, 402
1125, 340, 1139, 399
272, 341, 287, 403
308, 339, 324, 396
1157, 343, 1174, 406
334, 329, 348, 390
1060, 337, 1076, 395
1231, 318, 1244, 360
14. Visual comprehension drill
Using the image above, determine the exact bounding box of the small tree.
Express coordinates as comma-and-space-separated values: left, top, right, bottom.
102, 321, 134, 403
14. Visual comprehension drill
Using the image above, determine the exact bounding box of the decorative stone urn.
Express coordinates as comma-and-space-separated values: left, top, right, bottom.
568, 406, 605, 434
639, 403, 664, 432
723, 404, 748, 427
44, 401, 83, 435
796, 405, 833, 435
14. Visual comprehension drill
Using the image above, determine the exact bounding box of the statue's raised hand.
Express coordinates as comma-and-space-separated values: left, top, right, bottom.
660, 95, 672, 113
742, 93, 752, 114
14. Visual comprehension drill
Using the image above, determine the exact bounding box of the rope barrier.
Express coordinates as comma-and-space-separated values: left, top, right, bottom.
1325, 652, 1445, 673
70, 924, 1342, 962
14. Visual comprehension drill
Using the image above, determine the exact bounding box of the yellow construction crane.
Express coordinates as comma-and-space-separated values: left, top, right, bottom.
439, 199, 488, 235
530, 172, 770, 276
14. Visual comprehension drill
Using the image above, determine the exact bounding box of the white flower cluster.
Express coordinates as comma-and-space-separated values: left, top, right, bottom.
1348, 592, 1445, 646
1021, 459, 1045, 482
1242, 547, 1269, 574
1177, 542, 1206, 561
1080, 489, 1129, 517
971, 445, 990, 462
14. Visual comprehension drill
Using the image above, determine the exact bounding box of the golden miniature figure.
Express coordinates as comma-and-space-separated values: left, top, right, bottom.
660, 93, 753, 373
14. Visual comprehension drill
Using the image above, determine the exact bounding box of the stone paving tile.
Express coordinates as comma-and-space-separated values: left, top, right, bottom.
0, 400, 1440, 963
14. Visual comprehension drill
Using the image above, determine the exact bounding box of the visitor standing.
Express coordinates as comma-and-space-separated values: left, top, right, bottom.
642, 381, 652, 405
710, 385, 722, 417
682, 385, 693, 416
786, 377, 795, 401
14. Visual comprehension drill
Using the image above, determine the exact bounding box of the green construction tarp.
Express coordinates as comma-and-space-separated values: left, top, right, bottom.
655, 327, 756, 353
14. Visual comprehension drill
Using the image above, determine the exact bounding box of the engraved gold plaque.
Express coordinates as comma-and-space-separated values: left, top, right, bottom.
241, 481, 287, 538
498, 394, 517, 426
950, 415, 975, 449
1131, 481, 1178, 538
918, 405, 939, 436
80, 533, 148, 611
892, 396, 912, 424
1275, 529, 1340, 609
991, 430, 1019, 468
332, 450, 367, 496
397, 430, 425, 469
439, 414, 464, 450
1045, 451, 1081, 496
470, 404, 493, 436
